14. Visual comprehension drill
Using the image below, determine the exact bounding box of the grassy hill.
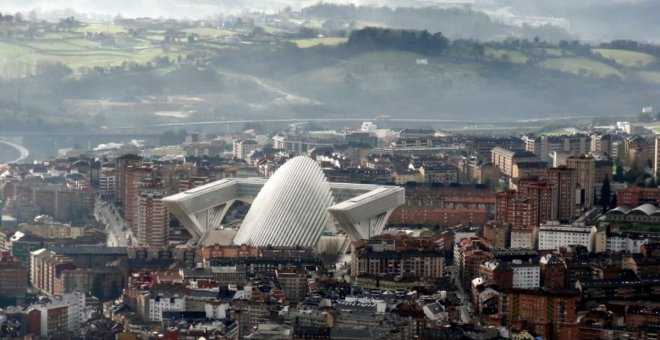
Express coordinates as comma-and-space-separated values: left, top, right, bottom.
1, 23, 659, 130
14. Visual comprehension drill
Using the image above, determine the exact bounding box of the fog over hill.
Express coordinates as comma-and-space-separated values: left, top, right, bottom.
5, 0, 660, 42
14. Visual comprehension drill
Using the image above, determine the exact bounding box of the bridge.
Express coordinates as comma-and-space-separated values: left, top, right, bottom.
0, 139, 30, 163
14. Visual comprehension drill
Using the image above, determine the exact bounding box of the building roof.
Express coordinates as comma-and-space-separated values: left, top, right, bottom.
491, 147, 537, 159
609, 204, 659, 216
164, 156, 404, 246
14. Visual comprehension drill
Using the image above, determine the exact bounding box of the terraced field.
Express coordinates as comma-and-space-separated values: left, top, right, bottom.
539, 57, 624, 78
292, 37, 348, 48
592, 48, 656, 68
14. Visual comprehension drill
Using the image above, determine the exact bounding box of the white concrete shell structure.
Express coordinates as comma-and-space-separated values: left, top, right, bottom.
163, 156, 405, 249
233, 156, 334, 247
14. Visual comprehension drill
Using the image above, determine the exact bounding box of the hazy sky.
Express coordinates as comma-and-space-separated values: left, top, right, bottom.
4, 0, 646, 19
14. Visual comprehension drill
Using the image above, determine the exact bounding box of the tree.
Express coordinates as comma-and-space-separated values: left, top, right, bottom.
601, 176, 611, 212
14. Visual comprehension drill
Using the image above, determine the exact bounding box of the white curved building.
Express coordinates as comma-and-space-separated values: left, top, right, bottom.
163, 156, 405, 249
233, 157, 335, 247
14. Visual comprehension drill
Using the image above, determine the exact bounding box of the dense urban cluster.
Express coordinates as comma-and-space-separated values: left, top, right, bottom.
1, 118, 660, 339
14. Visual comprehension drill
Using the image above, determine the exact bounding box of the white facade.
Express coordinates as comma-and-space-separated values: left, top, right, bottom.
538, 224, 596, 252
149, 294, 186, 321
205, 301, 230, 319
510, 229, 535, 249
232, 139, 258, 160
98, 174, 116, 197
606, 234, 648, 254
234, 156, 335, 247
163, 156, 405, 247
57, 292, 86, 331
511, 261, 540, 289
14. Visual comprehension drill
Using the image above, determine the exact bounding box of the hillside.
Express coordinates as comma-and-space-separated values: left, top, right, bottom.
0, 23, 659, 131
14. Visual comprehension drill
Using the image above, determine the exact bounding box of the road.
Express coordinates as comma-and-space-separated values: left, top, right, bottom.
0, 139, 29, 163
94, 197, 132, 247
446, 265, 475, 324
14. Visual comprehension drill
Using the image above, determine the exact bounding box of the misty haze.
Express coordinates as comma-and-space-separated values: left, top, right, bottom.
0, 1, 660, 339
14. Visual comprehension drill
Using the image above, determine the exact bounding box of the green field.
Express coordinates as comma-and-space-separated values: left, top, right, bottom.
292, 37, 348, 48
638, 71, 660, 84
262, 25, 291, 34
539, 57, 624, 78
75, 22, 128, 34
182, 27, 236, 38
485, 47, 529, 63
0, 37, 180, 78
592, 48, 656, 68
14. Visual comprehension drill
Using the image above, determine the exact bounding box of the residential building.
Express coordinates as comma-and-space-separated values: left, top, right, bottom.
232, 139, 259, 160
0, 251, 26, 297
538, 223, 597, 252
275, 267, 309, 302
114, 153, 144, 203
617, 186, 660, 206
419, 163, 459, 184
510, 260, 540, 289
28, 304, 69, 338
510, 227, 536, 249
491, 147, 540, 178
481, 222, 511, 248
590, 133, 612, 155
495, 290, 579, 340
546, 166, 578, 222
566, 155, 596, 210
353, 248, 445, 279
539, 254, 566, 290
136, 190, 170, 247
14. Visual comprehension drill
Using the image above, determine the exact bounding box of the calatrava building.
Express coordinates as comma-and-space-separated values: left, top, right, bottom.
163, 156, 405, 250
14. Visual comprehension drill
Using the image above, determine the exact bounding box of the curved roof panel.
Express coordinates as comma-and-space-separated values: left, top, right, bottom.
630, 203, 658, 216
233, 156, 335, 247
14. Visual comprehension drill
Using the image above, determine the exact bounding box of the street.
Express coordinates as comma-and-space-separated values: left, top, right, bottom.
94, 197, 132, 247
446, 265, 475, 324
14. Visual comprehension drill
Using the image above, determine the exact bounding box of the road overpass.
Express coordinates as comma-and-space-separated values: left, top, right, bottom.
0, 139, 29, 163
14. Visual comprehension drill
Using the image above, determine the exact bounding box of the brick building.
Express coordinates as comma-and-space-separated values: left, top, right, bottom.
389, 185, 495, 227
0, 251, 26, 297
496, 290, 579, 340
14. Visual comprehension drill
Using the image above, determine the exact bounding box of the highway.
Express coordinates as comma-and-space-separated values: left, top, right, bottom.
0, 139, 29, 163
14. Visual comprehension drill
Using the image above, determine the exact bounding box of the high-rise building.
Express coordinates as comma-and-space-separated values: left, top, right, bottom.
625, 136, 652, 169
496, 191, 537, 229
567, 155, 596, 210
546, 166, 577, 223
136, 190, 170, 247
518, 178, 554, 226
123, 166, 153, 230
114, 154, 143, 203
654, 137, 660, 179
